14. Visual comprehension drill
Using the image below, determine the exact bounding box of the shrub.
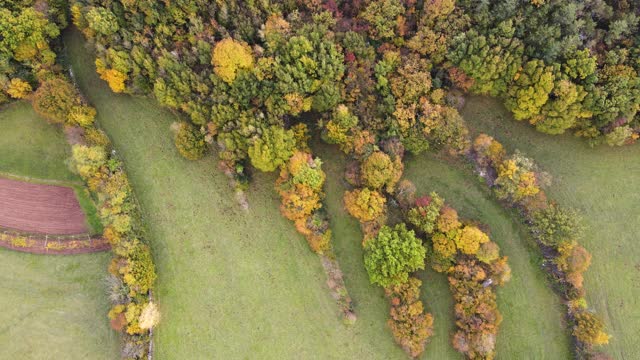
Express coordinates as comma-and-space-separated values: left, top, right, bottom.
6, 78, 32, 99
363, 223, 426, 287
344, 188, 386, 222
530, 205, 583, 246
476, 241, 500, 264
395, 179, 417, 209
573, 311, 610, 346
605, 126, 633, 146
68, 105, 97, 127
138, 302, 161, 330
174, 122, 207, 160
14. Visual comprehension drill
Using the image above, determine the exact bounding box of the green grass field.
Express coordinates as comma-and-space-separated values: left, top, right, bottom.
0, 101, 116, 358
0, 251, 118, 359
0, 101, 77, 182
461, 96, 640, 358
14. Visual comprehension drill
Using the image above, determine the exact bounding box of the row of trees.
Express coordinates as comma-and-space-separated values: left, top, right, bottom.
471, 134, 610, 357
36, 74, 159, 358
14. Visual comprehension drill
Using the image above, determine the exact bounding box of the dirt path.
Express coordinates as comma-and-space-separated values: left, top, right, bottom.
0, 177, 89, 235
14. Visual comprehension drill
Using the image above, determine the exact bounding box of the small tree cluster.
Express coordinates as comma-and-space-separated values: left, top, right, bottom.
277, 152, 331, 254
402, 187, 510, 358
385, 277, 434, 358
32, 78, 97, 127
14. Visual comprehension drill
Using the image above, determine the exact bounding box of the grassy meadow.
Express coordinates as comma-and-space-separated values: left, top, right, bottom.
461, 96, 640, 359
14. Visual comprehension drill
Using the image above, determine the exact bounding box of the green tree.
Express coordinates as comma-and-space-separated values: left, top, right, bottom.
536, 80, 591, 134
86, 7, 119, 35
530, 205, 583, 246
248, 126, 296, 172
364, 223, 426, 287
505, 60, 555, 121
174, 122, 208, 160
359, 0, 404, 40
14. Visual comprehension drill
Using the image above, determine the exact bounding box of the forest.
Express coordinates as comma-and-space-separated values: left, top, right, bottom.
1, 0, 638, 359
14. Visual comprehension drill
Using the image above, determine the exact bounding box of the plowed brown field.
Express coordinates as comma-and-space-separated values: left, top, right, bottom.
0, 177, 89, 235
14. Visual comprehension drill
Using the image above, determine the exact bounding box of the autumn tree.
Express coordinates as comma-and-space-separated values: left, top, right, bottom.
212, 38, 254, 84
174, 122, 208, 160
504, 60, 555, 121
344, 188, 386, 222
32, 78, 81, 124
361, 151, 403, 193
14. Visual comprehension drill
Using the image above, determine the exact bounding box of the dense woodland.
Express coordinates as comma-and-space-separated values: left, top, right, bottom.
1, 0, 637, 359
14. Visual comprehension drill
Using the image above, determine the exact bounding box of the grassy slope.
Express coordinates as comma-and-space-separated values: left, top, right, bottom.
461, 96, 640, 358
0, 250, 117, 359
66, 29, 414, 359
315, 139, 571, 359
0, 101, 76, 182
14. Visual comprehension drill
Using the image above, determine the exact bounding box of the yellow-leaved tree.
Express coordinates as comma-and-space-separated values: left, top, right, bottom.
212, 38, 254, 84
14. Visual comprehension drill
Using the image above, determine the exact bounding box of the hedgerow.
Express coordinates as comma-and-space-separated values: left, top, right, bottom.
470, 133, 610, 358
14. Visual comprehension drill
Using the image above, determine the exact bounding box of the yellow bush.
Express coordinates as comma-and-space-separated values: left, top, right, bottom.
455, 226, 489, 255
344, 188, 386, 222
6, 78, 32, 99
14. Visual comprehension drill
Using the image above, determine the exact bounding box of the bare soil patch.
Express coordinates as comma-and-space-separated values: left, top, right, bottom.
0, 177, 89, 234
